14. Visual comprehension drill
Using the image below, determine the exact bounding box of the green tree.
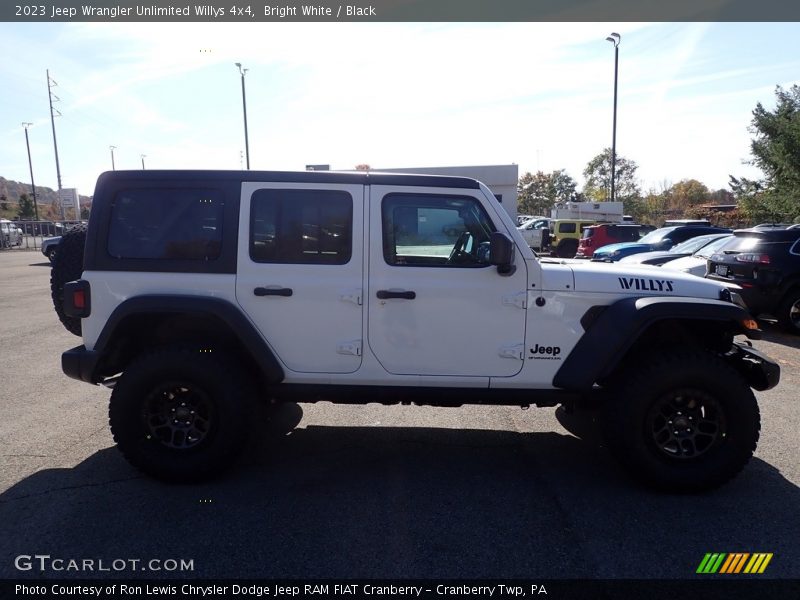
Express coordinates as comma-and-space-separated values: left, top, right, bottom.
734, 85, 800, 222
668, 179, 710, 212
17, 193, 35, 219
517, 169, 578, 216
582, 148, 641, 204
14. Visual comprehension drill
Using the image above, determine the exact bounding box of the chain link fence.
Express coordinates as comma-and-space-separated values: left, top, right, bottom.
0, 220, 85, 252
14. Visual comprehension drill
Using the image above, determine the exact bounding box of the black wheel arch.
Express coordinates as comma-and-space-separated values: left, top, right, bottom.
90, 295, 284, 387
553, 296, 760, 393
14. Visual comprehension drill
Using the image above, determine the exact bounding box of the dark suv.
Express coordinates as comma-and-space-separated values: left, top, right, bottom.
576, 223, 653, 258
707, 227, 800, 334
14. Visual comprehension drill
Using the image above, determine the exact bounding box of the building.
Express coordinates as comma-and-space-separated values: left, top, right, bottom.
375, 165, 519, 222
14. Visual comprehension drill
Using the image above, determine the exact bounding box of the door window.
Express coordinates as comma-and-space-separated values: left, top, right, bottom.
250, 189, 352, 264
382, 194, 496, 267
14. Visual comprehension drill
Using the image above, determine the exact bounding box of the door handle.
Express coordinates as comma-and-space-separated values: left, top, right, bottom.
376, 290, 416, 300
254, 287, 293, 297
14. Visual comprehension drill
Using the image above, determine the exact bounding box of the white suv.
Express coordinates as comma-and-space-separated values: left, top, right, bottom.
53, 170, 779, 491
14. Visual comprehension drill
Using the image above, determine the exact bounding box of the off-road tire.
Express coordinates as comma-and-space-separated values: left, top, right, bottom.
556, 238, 578, 258
602, 349, 760, 492
50, 224, 87, 336
109, 346, 254, 482
776, 288, 800, 335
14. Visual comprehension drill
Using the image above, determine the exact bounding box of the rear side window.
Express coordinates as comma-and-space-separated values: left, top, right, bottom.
250, 189, 352, 264
559, 223, 577, 234
107, 188, 224, 260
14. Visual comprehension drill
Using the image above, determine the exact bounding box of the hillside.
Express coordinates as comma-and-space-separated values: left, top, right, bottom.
0, 177, 92, 207
0, 176, 92, 220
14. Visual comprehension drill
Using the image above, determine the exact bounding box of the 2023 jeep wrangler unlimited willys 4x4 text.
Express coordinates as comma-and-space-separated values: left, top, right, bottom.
53, 170, 780, 491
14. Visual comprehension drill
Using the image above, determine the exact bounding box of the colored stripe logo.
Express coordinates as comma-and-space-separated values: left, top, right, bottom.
697, 553, 773, 574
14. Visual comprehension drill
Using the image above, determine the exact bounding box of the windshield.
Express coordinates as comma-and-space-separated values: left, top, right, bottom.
694, 235, 733, 258
638, 227, 674, 244
669, 234, 725, 254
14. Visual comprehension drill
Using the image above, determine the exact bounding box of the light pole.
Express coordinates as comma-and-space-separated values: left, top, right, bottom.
235, 62, 250, 170
605, 32, 620, 202
21, 123, 40, 221
110, 145, 117, 170
141, 154, 146, 170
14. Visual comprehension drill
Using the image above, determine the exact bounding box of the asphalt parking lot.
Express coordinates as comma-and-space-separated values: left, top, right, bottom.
0, 249, 798, 581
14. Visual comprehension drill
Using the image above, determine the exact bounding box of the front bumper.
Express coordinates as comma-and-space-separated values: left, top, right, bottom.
725, 342, 780, 391
62, 345, 101, 384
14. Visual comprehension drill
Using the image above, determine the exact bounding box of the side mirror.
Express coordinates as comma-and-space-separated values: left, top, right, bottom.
526, 224, 533, 230
490, 232, 516, 275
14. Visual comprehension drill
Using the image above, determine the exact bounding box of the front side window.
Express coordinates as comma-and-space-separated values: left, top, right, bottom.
107, 188, 224, 260
382, 194, 496, 267
250, 189, 352, 264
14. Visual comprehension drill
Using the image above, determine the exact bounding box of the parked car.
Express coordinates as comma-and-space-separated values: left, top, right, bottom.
41, 236, 62, 262
591, 225, 732, 262
0, 220, 23, 248
576, 223, 654, 258
618, 233, 731, 266
659, 235, 734, 277
706, 227, 800, 333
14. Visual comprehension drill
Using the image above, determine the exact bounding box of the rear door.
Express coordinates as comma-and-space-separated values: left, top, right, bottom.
367, 185, 528, 378
236, 182, 364, 374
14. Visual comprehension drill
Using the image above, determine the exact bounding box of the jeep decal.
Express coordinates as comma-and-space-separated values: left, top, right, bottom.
618, 277, 674, 292
530, 344, 562, 360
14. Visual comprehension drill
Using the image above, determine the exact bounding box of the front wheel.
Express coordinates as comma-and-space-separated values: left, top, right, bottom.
109, 347, 254, 482
602, 350, 760, 492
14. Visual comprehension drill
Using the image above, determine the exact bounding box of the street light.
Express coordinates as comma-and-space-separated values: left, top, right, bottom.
605, 32, 620, 202
141, 154, 146, 170
235, 62, 250, 170
21, 123, 40, 221
110, 145, 117, 170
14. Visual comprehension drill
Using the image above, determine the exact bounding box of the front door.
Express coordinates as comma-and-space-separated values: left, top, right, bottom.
367, 185, 528, 378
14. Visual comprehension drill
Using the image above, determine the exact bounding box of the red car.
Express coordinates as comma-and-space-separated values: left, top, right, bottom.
576, 223, 654, 258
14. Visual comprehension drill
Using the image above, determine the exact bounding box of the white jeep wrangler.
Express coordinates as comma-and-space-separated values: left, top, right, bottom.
54, 170, 779, 491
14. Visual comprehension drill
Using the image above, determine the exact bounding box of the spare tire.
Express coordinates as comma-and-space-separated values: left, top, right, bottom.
50, 224, 87, 336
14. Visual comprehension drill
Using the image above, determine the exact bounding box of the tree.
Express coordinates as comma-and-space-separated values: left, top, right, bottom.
17, 193, 35, 219
354, 164, 371, 171
582, 148, 641, 203
668, 179, 710, 212
734, 85, 800, 222
517, 169, 578, 216
0, 194, 8, 212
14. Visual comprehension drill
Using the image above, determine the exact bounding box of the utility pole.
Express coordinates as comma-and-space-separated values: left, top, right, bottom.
22, 123, 40, 221
47, 69, 65, 219
110, 146, 117, 170
605, 33, 621, 202
235, 63, 250, 169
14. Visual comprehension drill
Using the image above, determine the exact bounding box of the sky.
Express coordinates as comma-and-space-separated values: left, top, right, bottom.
1, 21, 799, 198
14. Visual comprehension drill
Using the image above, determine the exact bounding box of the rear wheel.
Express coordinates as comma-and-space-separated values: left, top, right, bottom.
602, 349, 760, 492
50, 224, 86, 336
777, 289, 800, 334
109, 347, 254, 482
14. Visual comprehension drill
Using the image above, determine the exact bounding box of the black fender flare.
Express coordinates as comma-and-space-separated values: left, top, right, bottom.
93, 295, 284, 384
553, 296, 753, 392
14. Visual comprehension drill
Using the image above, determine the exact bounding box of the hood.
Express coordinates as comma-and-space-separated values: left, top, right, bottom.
619, 250, 680, 264
594, 242, 652, 255
563, 260, 726, 299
